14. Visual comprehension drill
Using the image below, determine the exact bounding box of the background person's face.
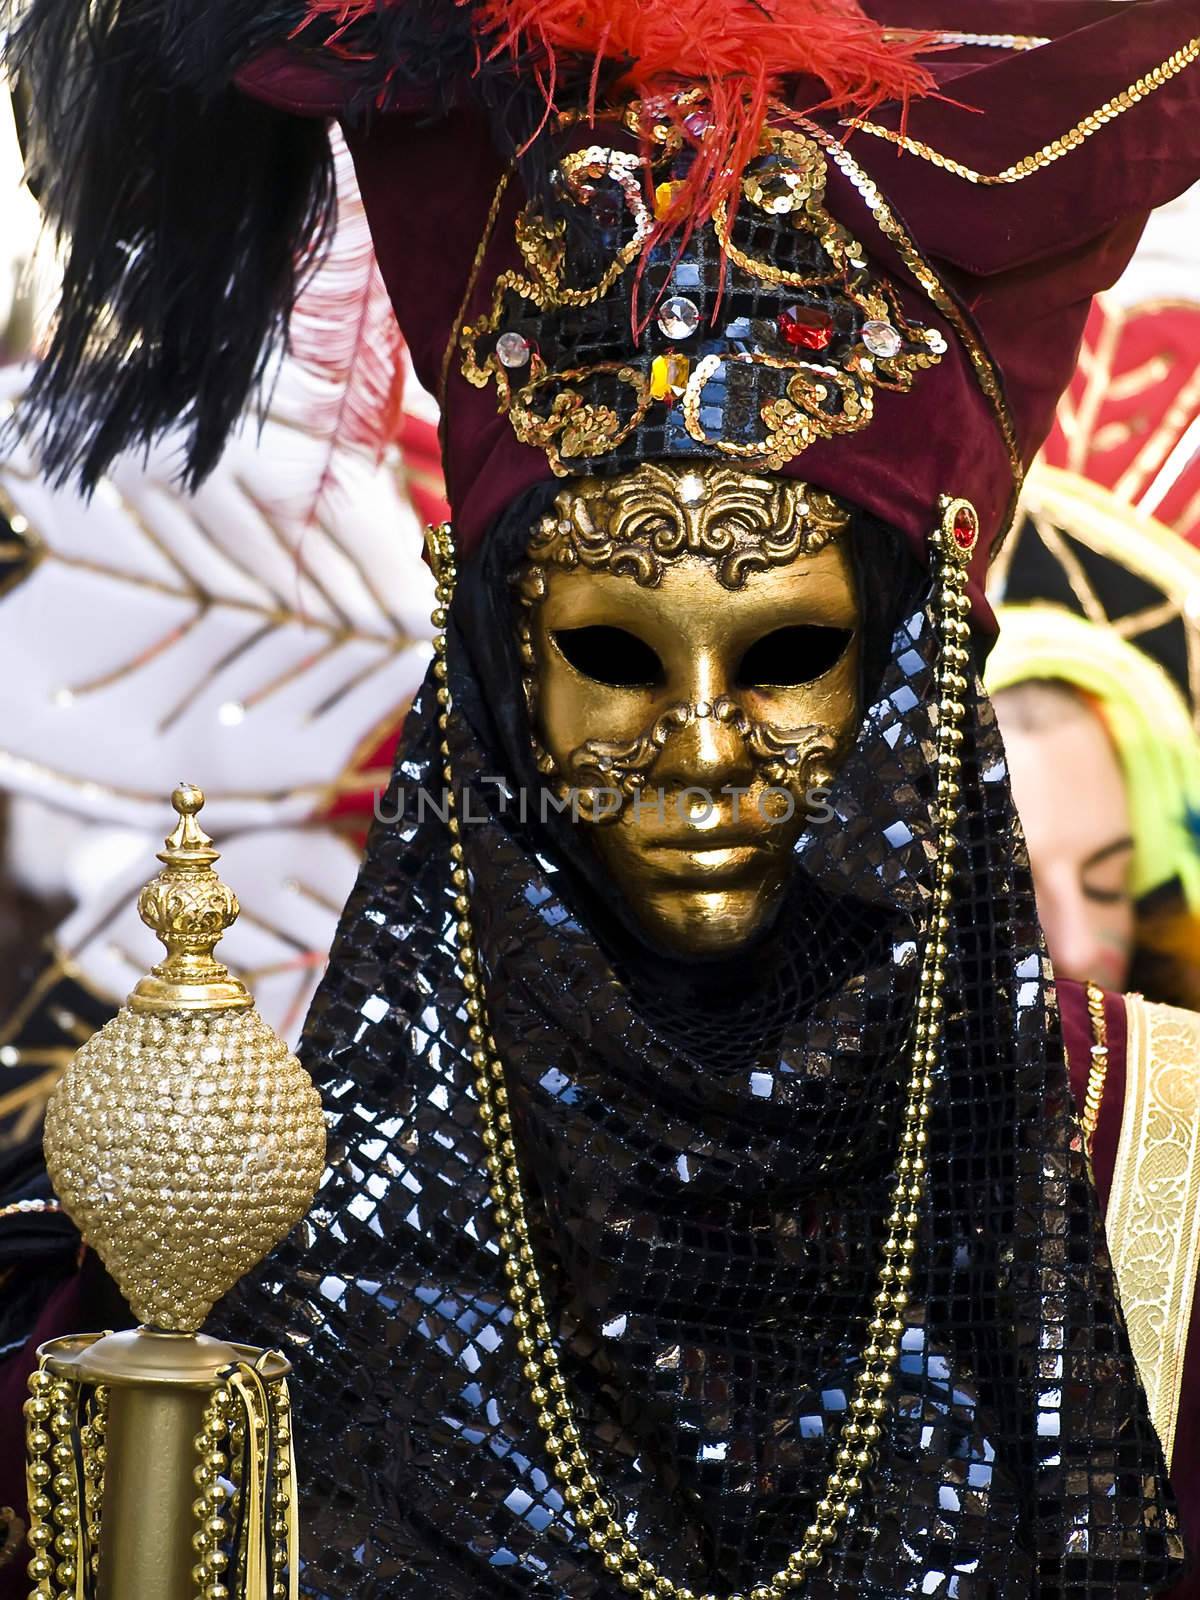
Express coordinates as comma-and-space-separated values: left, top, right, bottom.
996, 683, 1135, 990
528, 539, 861, 956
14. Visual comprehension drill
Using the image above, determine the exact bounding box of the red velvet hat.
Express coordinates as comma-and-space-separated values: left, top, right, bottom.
7, 0, 1200, 625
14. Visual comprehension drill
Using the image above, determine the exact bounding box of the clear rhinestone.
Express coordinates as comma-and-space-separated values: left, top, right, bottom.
657, 295, 701, 340
861, 320, 903, 359
496, 331, 532, 369
677, 472, 707, 505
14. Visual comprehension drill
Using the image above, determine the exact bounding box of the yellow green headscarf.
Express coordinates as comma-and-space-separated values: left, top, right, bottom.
986, 602, 1200, 912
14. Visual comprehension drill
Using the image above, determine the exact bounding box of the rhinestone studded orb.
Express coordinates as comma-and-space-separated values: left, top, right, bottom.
43, 1007, 326, 1329
423, 504, 977, 1598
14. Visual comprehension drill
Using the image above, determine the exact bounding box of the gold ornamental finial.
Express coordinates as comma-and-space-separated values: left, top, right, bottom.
131, 783, 250, 1013
43, 783, 326, 1331
33, 785, 326, 1600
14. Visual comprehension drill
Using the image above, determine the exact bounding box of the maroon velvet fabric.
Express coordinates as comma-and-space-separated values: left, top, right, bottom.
237, 0, 1200, 627
1060, 979, 1200, 1598
1173, 1245, 1200, 1599
0, 1274, 85, 1600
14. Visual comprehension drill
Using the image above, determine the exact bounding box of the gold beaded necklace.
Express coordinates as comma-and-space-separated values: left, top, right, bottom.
423, 497, 978, 1600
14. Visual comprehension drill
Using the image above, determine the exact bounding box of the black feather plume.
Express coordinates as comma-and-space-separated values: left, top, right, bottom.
2, 0, 335, 490
0, 0, 622, 491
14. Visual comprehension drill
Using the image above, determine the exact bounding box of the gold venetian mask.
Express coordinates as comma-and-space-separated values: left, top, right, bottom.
516, 463, 862, 956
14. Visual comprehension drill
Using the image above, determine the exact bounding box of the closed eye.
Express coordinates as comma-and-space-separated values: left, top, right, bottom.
737, 625, 852, 688
551, 626, 665, 688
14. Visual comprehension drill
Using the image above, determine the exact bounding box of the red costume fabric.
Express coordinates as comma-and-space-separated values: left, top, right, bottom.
238, 0, 1200, 625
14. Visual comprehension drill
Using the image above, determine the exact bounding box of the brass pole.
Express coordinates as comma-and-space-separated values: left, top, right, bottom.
97, 1382, 210, 1600
41, 1329, 293, 1600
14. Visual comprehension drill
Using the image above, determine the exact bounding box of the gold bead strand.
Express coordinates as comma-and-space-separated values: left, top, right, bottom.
46, 1376, 83, 1599
422, 501, 977, 1600
192, 1381, 235, 1600
424, 526, 634, 1575
786, 500, 975, 1580
269, 1382, 296, 1600
24, 1365, 58, 1600
80, 1384, 108, 1583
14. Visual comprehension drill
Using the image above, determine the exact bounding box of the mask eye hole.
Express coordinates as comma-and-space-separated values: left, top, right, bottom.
551, 626, 665, 688
737, 625, 852, 689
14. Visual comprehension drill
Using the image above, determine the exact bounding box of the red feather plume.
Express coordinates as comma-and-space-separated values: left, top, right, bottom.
303, 0, 937, 240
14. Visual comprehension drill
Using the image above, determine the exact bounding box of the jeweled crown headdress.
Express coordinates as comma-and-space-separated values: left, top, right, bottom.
459, 120, 946, 475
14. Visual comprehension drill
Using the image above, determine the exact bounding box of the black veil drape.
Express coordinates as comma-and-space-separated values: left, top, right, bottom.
214, 511, 1181, 1598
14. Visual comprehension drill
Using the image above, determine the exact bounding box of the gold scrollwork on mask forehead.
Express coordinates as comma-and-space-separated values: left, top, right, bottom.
513, 462, 855, 817
524, 462, 850, 591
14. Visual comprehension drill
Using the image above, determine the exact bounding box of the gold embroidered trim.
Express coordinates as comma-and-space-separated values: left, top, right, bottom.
882, 28, 1050, 51
786, 113, 1024, 514
440, 168, 513, 409
1081, 980, 1110, 1155
460, 127, 945, 475
1106, 994, 1200, 1466
845, 39, 1200, 184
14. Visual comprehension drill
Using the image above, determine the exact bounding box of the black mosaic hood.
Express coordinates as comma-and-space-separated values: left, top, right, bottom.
212, 544, 1182, 1597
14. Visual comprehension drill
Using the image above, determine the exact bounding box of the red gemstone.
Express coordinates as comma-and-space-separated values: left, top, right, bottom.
952, 508, 977, 549
777, 306, 833, 351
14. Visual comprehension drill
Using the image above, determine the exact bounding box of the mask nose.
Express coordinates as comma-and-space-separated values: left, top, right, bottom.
652, 698, 756, 794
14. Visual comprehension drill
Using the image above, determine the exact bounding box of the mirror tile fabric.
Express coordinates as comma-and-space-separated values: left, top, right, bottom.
215, 588, 1183, 1598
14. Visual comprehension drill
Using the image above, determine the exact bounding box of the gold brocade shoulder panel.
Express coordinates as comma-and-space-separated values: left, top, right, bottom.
1106, 994, 1200, 1466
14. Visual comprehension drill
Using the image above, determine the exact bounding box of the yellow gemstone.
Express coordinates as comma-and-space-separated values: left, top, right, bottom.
654, 181, 682, 219
649, 352, 690, 402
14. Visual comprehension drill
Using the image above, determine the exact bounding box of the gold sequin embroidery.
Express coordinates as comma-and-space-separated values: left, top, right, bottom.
1082, 980, 1110, 1157
844, 39, 1200, 184
459, 124, 946, 475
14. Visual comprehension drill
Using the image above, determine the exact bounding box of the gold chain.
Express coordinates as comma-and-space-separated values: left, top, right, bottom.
423, 496, 976, 1599
23, 1366, 57, 1600
192, 1378, 236, 1600
192, 1367, 297, 1600
1081, 981, 1110, 1157
80, 1385, 107, 1585
269, 1382, 296, 1600
23, 1364, 87, 1600
844, 38, 1200, 184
